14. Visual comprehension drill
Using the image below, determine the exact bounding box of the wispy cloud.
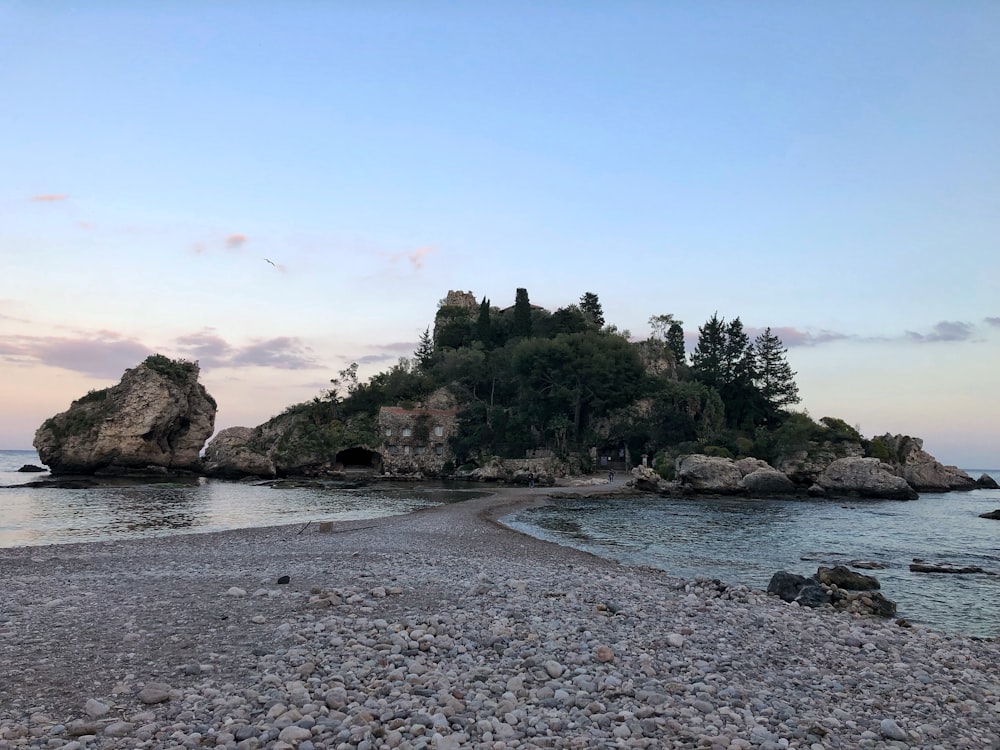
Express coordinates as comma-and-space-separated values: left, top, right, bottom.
226, 233, 249, 249
31, 194, 69, 202
905, 320, 975, 343
985, 317, 1000, 328
227, 337, 319, 369
746, 326, 853, 348
0, 334, 151, 379
0, 330, 323, 379
388, 246, 435, 271
351, 340, 419, 366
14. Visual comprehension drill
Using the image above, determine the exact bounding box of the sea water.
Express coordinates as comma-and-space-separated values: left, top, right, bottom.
3, 449, 998, 637
506, 473, 1000, 638
0, 449, 477, 548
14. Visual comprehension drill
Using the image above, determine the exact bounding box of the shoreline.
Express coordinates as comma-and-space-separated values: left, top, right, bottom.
2, 484, 998, 748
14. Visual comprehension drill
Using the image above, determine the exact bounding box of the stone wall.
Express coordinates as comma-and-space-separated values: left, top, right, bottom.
378, 407, 458, 476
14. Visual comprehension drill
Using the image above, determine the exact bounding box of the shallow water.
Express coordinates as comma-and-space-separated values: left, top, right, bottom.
0, 450, 479, 548
505, 472, 1000, 638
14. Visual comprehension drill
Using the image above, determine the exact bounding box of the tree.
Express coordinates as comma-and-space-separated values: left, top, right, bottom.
666, 322, 686, 366
579, 292, 605, 328
475, 297, 492, 346
414, 327, 435, 371
690, 312, 727, 389
512, 287, 532, 338
753, 327, 799, 418
511, 331, 643, 445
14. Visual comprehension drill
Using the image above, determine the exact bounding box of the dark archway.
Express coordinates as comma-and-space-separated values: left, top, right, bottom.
335, 447, 382, 473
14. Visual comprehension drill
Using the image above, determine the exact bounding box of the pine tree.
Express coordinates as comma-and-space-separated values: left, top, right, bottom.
579, 292, 605, 328
415, 327, 435, 370
666, 322, 686, 366
690, 312, 727, 389
753, 327, 800, 417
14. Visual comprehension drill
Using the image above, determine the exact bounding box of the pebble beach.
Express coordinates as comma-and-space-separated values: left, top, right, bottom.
1, 485, 997, 750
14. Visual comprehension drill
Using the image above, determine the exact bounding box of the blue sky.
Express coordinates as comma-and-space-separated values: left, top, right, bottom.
2, 2, 998, 466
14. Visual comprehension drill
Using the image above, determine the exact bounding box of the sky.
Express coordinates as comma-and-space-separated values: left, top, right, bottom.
1, 2, 998, 467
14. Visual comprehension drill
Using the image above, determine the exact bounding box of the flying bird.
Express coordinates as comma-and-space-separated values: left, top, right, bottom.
265, 258, 276, 267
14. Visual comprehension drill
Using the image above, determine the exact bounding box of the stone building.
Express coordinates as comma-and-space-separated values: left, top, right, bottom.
378, 406, 458, 475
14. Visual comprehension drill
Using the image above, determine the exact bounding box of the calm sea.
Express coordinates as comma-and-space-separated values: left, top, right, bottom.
506, 472, 1000, 638
0, 449, 477, 548
3, 449, 998, 637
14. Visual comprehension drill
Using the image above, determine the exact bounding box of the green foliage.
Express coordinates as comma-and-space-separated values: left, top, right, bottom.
512, 287, 532, 338
74, 387, 110, 405
579, 292, 604, 328
867, 436, 895, 463
143, 354, 197, 385
818, 416, 862, 442
666, 322, 686, 366
434, 305, 475, 349
702, 445, 735, 459
754, 327, 799, 420
652, 451, 676, 480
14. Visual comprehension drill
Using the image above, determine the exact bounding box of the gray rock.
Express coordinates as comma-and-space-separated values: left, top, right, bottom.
740, 466, 797, 495
975, 473, 999, 489
675, 455, 744, 494
33, 357, 215, 476
816, 565, 880, 590
202, 426, 277, 480
880, 718, 907, 741
137, 683, 172, 704
870, 434, 976, 491
817, 457, 918, 500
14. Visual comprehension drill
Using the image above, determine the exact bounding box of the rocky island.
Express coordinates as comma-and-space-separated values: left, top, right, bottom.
29, 286, 984, 501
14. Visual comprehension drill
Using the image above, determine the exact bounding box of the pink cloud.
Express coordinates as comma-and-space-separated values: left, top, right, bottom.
226, 233, 249, 249
31, 194, 69, 202
388, 246, 435, 270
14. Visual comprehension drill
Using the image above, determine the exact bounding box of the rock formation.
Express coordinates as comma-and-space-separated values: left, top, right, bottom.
768, 567, 896, 618
816, 457, 918, 501
675, 455, 744, 494
774, 439, 864, 485
201, 426, 277, 480
869, 434, 976, 491
33, 355, 216, 475
975, 473, 999, 490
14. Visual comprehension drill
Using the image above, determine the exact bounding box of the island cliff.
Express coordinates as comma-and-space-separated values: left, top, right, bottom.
33, 355, 216, 476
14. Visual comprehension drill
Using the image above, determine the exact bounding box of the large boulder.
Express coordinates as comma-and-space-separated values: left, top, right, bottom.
740, 466, 797, 495
675, 455, 744, 494
816, 457, 918, 500
33, 356, 216, 475
869, 434, 975, 491
202, 427, 277, 480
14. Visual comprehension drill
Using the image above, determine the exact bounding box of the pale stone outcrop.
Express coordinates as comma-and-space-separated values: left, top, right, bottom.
33, 357, 216, 475
675, 455, 744, 494
201, 426, 277, 480
816, 457, 918, 501
870, 434, 976, 492
775, 440, 864, 485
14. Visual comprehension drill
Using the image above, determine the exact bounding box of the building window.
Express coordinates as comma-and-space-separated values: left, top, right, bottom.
434, 425, 444, 437
403, 445, 410, 455
415, 445, 426, 455
388, 445, 399, 455
434, 444, 444, 455
402, 427, 412, 437
385, 427, 392, 436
